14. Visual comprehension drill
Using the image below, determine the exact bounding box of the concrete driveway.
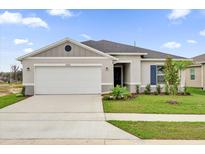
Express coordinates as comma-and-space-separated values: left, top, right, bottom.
0, 95, 103, 113
0, 95, 137, 140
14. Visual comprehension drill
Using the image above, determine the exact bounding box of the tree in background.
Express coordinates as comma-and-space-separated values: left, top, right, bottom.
10, 65, 19, 82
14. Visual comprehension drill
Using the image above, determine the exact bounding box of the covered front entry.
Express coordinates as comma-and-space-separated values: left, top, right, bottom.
34, 65, 101, 94
114, 63, 130, 87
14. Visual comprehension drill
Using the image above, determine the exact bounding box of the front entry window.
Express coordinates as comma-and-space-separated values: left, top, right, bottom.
156, 65, 165, 84
114, 67, 122, 86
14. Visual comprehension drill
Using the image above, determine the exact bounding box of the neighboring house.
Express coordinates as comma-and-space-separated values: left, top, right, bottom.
185, 54, 205, 90
17, 38, 187, 95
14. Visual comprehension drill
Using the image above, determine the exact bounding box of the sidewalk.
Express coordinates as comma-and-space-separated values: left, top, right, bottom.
105, 113, 205, 121
1, 139, 205, 145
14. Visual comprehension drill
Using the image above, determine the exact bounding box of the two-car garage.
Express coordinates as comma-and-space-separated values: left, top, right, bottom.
34, 64, 102, 95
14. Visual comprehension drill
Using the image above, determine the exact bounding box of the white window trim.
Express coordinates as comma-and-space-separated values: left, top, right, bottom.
124, 82, 141, 85
190, 68, 196, 80
156, 65, 165, 85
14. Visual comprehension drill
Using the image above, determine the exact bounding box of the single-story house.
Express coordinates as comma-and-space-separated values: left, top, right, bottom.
185, 54, 205, 90
17, 38, 187, 95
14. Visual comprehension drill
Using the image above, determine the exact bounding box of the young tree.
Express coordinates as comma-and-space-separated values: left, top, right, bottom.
172, 60, 192, 84
164, 57, 179, 95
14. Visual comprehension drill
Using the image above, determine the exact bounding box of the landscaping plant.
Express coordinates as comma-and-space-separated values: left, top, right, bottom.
144, 84, 151, 95
164, 57, 179, 96
136, 85, 140, 94
165, 83, 169, 95
156, 84, 161, 94
111, 85, 131, 100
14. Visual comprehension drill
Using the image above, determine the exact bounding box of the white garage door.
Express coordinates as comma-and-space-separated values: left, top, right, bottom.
34, 65, 101, 94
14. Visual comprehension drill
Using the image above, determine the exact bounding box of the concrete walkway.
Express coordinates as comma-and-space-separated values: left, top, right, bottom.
1, 139, 205, 145
106, 113, 205, 122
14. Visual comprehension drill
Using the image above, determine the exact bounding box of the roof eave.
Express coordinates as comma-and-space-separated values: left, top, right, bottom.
108, 53, 148, 56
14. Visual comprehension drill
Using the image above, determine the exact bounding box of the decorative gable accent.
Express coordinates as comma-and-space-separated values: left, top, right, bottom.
17, 38, 117, 61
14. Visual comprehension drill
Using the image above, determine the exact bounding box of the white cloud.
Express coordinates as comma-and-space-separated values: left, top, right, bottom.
199, 29, 205, 36
22, 17, 48, 28
80, 34, 92, 40
187, 40, 197, 44
162, 41, 181, 49
23, 48, 33, 53
47, 9, 74, 17
14, 39, 29, 45
168, 9, 191, 20
14, 38, 33, 45
0, 11, 48, 28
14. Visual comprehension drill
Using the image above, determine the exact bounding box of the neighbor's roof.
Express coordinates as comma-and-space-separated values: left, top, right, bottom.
82, 40, 186, 59
193, 53, 205, 62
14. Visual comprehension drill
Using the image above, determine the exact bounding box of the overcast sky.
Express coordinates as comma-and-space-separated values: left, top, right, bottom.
0, 9, 205, 71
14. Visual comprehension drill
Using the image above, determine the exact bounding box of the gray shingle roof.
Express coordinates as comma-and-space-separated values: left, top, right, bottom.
82, 40, 185, 59
193, 53, 205, 62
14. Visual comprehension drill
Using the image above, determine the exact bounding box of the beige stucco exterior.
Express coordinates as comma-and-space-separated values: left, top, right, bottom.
20, 40, 114, 95
22, 58, 113, 85
185, 66, 202, 87
19, 38, 188, 95
113, 55, 142, 92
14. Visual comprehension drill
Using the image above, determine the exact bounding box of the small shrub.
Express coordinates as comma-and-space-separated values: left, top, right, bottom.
153, 91, 158, 95
183, 87, 191, 95
185, 92, 191, 95
21, 86, 25, 96
136, 85, 140, 94
165, 84, 169, 95
178, 92, 184, 95
112, 85, 131, 100
103, 95, 110, 100
16, 93, 23, 97
144, 84, 151, 95
156, 84, 161, 94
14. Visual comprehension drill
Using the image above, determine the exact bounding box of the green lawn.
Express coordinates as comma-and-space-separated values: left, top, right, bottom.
0, 94, 26, 109
103, 87, 205, 114
108, 120, 205, 140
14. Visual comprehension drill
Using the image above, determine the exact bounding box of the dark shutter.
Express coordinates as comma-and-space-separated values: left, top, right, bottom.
150, 65, 157, 85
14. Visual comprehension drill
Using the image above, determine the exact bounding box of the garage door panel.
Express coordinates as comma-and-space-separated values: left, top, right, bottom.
35, 66, 101, 94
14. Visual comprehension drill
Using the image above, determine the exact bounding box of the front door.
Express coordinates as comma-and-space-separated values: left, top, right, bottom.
114, 67, 122, 87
